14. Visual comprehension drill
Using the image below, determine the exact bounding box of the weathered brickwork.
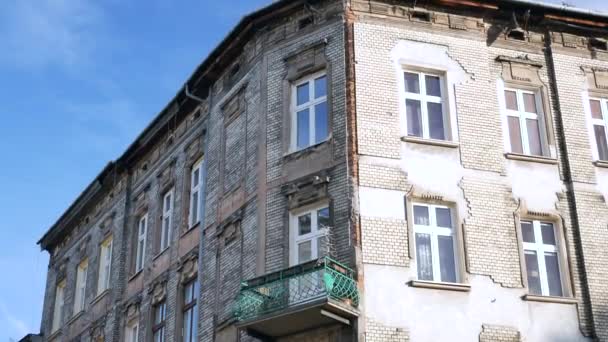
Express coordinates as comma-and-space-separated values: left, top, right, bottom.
361, 217, 408, 266
479, 324, 521, 342
359, 163, 408, 191
365, 320, 409, 342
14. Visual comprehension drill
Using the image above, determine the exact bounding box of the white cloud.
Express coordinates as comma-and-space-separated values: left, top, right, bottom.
0, 0, 105, 69
0, 302, 29, 338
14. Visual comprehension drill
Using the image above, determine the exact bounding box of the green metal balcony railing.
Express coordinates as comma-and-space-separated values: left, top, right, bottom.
233, 257, 359, 322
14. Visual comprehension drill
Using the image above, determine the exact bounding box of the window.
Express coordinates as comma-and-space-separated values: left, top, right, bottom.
290, 205, 330, 266
404, 71, 447, 140
521, 220, 564, 297
413, 204, 458, 283
97, 237, 113, 295
504, 88, 545, 156
152, 301, 166, 342
51, 280, 66, 332
589, 98, 608, 161
135, 214, 147, 272
126, 323, 139, 342
73, 259, 88, 314
291, 72, 328, 151
189, 160, 204, 227
160, 190, 173, 251
182, 279, 199, 342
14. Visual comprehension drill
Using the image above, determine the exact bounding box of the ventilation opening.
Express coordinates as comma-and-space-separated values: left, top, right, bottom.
507, 29, 526, 41
299, 16, 313, 30
411, 11, 431, 22
590, 38, 608, 51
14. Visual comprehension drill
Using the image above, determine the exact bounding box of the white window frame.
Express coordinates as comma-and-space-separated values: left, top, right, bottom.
51, 280, 66, 332
73, 259, 88, 314
521, 220, 564, 297
290, 70, 328, 152
97, 237, 113, 295
289, 204, 330, 266
588, 97, 608, 161
412, 203, 459, 283
188, 159, 204, 227
135, 214, 147, 272
403, 70, 449, 140
160, 189, 174, 251
504, 88, 546, 155
126, 322, 139, 342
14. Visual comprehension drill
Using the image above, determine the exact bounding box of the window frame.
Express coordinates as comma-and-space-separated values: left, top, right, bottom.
188, 159, 204, 228
135, 214, 148, 273
97, 237, 113, 295
160, 189, 174, 251
411, 202, 461, 284
503, 87, 548, 156
290, 70, 329, 152
73, 259, 88, 315
152, 301, 167, 342
402, 69, 449, 141
289, 203, 330, 267
51, 280, 66, 333
181, 279, 199, 342
588, 97, 608, 161
518, 219, 570, 297
126, 322, 139, 342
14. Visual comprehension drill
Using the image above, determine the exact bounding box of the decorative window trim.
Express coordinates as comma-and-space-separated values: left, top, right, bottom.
513, 213, 573, 298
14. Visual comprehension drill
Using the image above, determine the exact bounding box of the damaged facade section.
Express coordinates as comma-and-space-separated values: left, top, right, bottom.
32, 0, 608, 341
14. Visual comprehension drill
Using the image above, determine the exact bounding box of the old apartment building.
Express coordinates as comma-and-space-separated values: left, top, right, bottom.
33, 0, 608, 341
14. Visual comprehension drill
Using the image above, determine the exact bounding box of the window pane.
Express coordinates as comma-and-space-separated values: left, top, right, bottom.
314, 75, 327, 99
193, 169, 200, 187
315, 102, 328, 144
594, 125, 608, 161
416, 233, 433, 281
438, 235, 457, 283
526, 118, 542, 156
298, 213, 311, 235
427, 102, 445, 140
425, 75, 441, 97
191, 193, 199, 223
436, 208, 452, 228
521, 221, 535, 243
505, 90, 518, 111
523, 93, 537, 113
525, 251, 542, 295
541, 223, 556, 246
183, 309, 192, 342
317, 207, 330, 229
545, 252, 563, 297
298, 241, 312, 263
508, 116, 523, 154
590, 99, 602, 119
164, 193, 171, 211
297, 83, 309, 105
413, 206, 429, 225
404, 72, 420, 93
297, 109, 310, 149
406, 99, 422, 137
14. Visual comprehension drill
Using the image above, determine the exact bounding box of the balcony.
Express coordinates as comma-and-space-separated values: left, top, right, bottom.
233, 257, 360, 338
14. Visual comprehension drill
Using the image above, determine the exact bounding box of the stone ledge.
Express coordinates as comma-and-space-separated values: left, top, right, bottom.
521, 294, 578, 304
91, 289, 110, 306
593, 160, 608, 168
408, 280, 471, 292
66, 310, 84, 326
401, 136, 459, 148
128, 269, 143, 283
504, 152, 558, 165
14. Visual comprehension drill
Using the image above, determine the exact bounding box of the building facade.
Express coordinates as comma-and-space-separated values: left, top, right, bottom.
34, 0, 608, 341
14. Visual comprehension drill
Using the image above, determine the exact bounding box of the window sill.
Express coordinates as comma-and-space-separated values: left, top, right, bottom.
593, 160, 608, 168
408, 280, 471, 292
153, 247, 170, 261
128, 269, 143, 283
48, 329, 62, 341
401, 136, 459, 148
504, 153, 558, 165
522, 294, 578, 304
284, 139, 331, 161
182, 222, 201, 237
67, 310, 84, 326
91, 289, 109, 306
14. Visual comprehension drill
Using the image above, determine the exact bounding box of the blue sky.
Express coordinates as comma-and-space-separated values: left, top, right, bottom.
0, 0, 607, 340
